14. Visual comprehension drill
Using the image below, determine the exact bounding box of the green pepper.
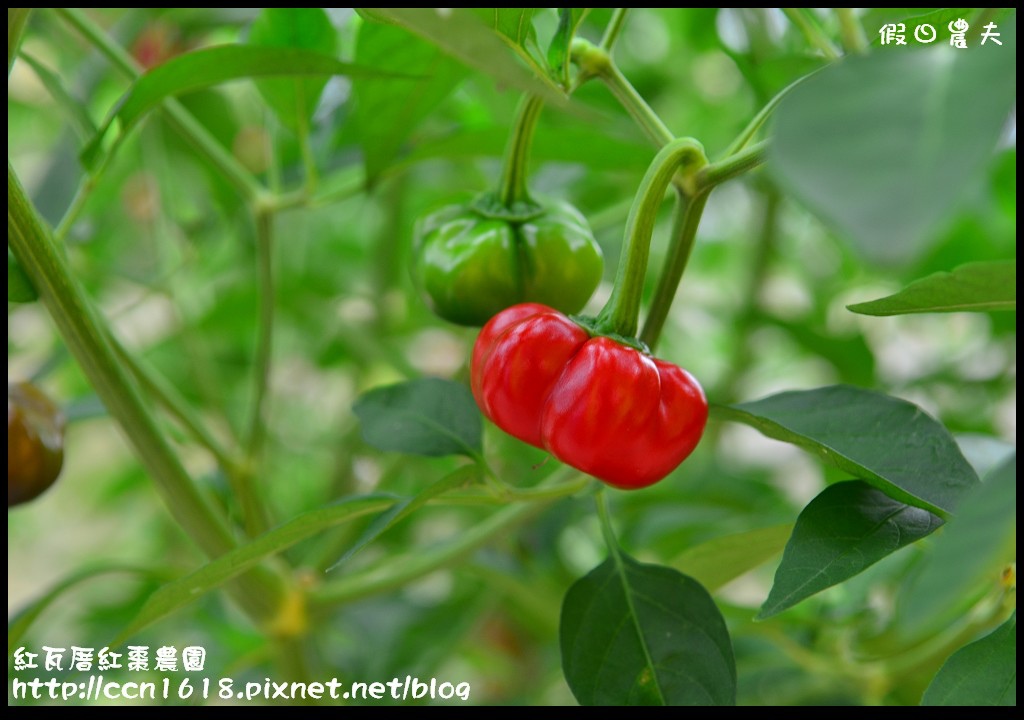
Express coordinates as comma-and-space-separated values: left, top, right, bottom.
413, 193, 604, 327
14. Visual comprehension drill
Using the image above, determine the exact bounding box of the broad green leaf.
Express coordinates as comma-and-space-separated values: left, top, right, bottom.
18, 51, 97, 139
115, 495, 396, 643
352, 20, 468, 180
357, 8, 566, 104
83, 45, 407, 166
547, 9, 591, 89
8, 248, 37, 303
771, 17, 1016, 265
353, 378, 482, 458
922, 612, 1016, 706
473, 8, 542, 47
673, 524, 793, 592
898, 453, 1016, 636
248, 8, 338, 131
329, 465, 478, 569
759, 481, 943, 619
8, 564, 169, 655
560, 555, 736, 706
848, 260, 1016, 315
714, 385, 979, 517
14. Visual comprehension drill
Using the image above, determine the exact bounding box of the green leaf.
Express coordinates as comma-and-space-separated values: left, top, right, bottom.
247, 8, 338, 131
9, 564, 169, 655
83, 45, 407, 167
898, 453, 1016, 636
548, 9, 590, 89
116, 495, 395, 643
770, 17, 1017, 265
922, 612, 1016, 706
848, 260, 1016, 315
473, 8, 542, 47
8, 247, 38, 303
714, 385, 979, 517
560, 555, 736, 706
352, 20, 468, 180
357, 8, 566, 104
673, 524, 793, 592
759, 481, 943, 619
353, 378, 483, 458
329, 465, 478, 569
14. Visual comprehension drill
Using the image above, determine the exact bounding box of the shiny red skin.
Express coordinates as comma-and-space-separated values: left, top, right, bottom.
471, 303, 708, 490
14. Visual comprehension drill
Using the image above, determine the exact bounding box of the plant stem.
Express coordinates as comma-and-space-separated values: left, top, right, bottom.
310, 499, 549, 606
639, 188, 709, 350
600, 8, 630, 52
8, 8, 31, 74
594, 138, 707, 339
498, 94, 545, 207
782, 8, 840, 60
723, 72, 814, 157
573, 39, 674, 149
835, 8, 868, 55
8, 161, 288, 626
240, 207, 277, 535
111, 333, 241, 475
53, 8, 264, 203
695, 140, 768, 193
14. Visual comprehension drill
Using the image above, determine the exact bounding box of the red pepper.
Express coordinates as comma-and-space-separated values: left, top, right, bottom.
471, 303, 708, 490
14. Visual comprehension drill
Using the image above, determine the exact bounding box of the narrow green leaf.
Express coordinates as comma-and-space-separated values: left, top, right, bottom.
247, 8, 338, 131
115, 495, 395, 643
848, 260, 1016, 315
922, 612, 1016, 706
898, 453, 1016, 636
673, 524, 793, 592
8, 247, 38, 303
357, 8, 566, 104
547, 9, 590, 89
9, 564, 169, 654
560, 555, 736, 706
352, 20, 468, 180
18, 51, 97, 139
759, 481, 943, 619
353, 378, 483, 458
714, 385, 979, 517
771, 17, 1017, 265
329, 465, 478, 569
83, 45, 408, 166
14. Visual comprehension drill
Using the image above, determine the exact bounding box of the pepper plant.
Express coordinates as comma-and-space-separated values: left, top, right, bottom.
8, 8, 1016, 707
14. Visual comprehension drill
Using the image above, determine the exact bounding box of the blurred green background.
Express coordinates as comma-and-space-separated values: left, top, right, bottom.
8, 8, 1015, 705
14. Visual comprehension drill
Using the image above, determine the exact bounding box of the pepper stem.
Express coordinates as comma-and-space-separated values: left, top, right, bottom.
497, 94, 545, 209
594, 138, 708, 340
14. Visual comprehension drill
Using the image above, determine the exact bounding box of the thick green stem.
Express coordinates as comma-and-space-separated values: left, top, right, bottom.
8, 162, 287, 626
54, 8, 264, 203
783, 8, 840, 60
696, 140, 768, 193
8, 8, 31, 74
639, 188, 709, 351
594, 138, 707, 339
835, 8, 868, 55
600, 8, 630, 52
498, 94, 545, 207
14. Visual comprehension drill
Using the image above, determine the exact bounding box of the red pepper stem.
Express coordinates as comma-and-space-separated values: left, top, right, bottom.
595, 138, 707, 340
498, 94, 545, 208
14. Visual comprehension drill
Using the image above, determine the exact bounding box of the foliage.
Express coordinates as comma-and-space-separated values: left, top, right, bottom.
8, 7, 1016, 707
